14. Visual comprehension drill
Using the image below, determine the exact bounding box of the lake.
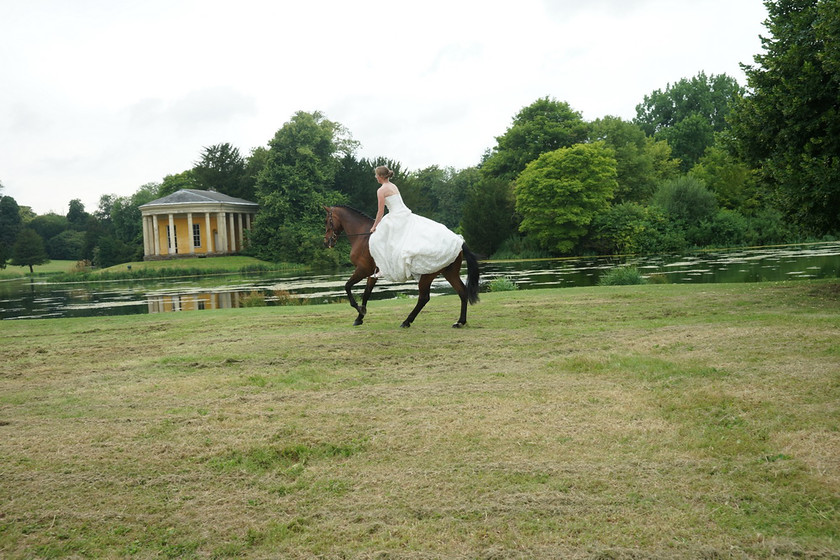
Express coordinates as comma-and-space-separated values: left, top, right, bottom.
2, 242, 838, 320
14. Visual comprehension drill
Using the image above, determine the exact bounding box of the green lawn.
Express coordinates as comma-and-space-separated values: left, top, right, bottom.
0, 259, 77, 277
96, 255, 274, 274
1, 281, 838, 558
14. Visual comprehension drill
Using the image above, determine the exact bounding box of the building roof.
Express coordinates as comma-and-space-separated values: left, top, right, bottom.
140, 189, 258, 209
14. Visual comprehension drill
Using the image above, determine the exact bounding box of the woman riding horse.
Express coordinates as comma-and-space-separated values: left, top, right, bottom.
323, 204, 479, 328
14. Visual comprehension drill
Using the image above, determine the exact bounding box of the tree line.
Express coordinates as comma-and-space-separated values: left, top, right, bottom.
2, 0, 837, 271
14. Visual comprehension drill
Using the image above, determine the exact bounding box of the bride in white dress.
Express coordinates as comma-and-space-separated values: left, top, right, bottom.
368, 166, 464, 283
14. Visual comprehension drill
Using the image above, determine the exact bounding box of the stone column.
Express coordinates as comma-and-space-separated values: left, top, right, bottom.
187, 212, 195, 254
218, 212, 228, 254
168, 214, 175, 254
141, 216, 150, 257
228, 212, 237, 252
152, 215, 161, 256
237, 213, 244, 252
205, 212, 213, 253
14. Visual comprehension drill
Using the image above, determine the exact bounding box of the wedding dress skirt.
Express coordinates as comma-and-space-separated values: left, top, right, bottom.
369, 193, 463, 282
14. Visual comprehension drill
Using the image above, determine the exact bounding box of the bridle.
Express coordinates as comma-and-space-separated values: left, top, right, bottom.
326, 209, 339, 248
325, 208, 371, 248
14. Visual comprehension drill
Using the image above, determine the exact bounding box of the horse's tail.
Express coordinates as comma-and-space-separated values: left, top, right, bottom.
463, 243, 480, 305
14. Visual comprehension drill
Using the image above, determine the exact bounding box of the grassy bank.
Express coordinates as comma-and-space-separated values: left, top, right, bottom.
0, 260, 77, 278
1, 257, 291, 281
1, 281, 839, 558
57, 256, 303, 282
96, 256, 274, 274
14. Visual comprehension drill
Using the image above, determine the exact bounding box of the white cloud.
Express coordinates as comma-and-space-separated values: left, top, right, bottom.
0, 0, 767, 215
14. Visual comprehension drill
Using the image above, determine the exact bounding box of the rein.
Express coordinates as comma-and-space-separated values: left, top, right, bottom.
326, 208, 372, 247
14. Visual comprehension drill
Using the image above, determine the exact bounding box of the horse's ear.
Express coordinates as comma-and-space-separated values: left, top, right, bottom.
323, 205, 331, 212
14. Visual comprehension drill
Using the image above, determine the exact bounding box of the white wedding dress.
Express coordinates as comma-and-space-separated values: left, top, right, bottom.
368, 193, 463, 283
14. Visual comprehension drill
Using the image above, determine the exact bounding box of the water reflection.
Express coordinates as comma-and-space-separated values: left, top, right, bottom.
1, 242, 838, 320
147, 292, 245, 313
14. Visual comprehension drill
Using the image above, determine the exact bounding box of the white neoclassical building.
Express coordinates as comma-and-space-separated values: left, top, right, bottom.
139, 189, 259, 260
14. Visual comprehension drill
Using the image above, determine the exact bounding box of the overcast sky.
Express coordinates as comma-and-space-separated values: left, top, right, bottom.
1, 0, 768, 216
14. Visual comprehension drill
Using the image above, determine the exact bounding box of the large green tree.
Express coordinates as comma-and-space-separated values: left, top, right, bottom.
589, 116, 679, 203
28, 213, 69, 241
635, 72, 743, 171
515, 142, 618, 254
689, 146, 760, 212
482, 97, 590, 181
158, 171, 195, 198
47, 230, 86, 260
192, 143, 252, 200
10, 228, 49, 273
250, 111, 356, 263
731, 0, 840, 235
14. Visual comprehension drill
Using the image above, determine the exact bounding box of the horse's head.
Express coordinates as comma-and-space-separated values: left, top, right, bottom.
323, 206, 342, 248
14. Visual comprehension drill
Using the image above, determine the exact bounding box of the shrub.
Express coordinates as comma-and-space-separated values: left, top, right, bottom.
746, 208, 796, 246
273, 290, 310, 306
599, 266, 646, 286
652, 176, 718, 227
241, 291, 267, 307
487, 276, 518, 292
688, 208, 750, 248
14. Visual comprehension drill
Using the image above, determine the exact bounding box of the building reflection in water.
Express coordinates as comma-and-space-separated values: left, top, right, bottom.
147, 291, 246, 313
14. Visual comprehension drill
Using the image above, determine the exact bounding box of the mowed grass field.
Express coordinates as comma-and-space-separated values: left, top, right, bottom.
1, 281, 839, 559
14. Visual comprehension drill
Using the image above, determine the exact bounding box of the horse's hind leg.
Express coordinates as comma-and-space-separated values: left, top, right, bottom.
400, 275, 434, 328
443, 258, 469, 328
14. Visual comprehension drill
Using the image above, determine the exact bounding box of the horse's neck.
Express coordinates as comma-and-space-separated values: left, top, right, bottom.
338, 209, 372, 237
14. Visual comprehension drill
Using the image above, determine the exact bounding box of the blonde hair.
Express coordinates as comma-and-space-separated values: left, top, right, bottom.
375, 165, 394, 180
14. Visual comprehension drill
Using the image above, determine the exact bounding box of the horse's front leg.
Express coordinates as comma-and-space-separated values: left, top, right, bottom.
345, 268, 375, 326
358, 276, 378, 322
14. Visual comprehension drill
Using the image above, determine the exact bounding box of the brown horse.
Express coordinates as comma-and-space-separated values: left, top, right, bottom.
323, 205, 480, 328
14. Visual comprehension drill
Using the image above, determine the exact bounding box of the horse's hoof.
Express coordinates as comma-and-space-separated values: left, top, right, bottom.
353, 318, 364, 326
452, 322, 465, 328
400, 321, 411, 328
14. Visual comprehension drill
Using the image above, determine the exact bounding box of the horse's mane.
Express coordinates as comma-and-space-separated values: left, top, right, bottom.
334, 205, 374, 222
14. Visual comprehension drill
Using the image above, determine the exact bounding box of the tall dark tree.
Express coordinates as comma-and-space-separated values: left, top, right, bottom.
482, 97, 590, 181
731, 0, 840, 235
635, 72, 743, 171
67, 199, 89, 231
0, 195, 22, 248
438, 166, 477, 230
243, 147, 270, 204
332, 155, 401, 214
192, 143, 252, 200
461, 176, 516, 256
10, 228, 49, 273
400, 166, 446, 223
